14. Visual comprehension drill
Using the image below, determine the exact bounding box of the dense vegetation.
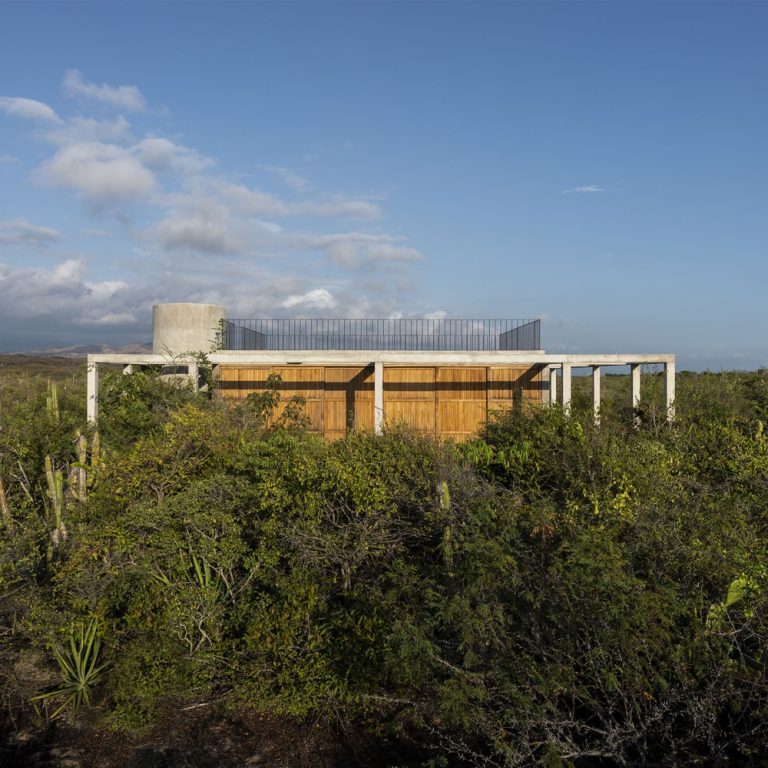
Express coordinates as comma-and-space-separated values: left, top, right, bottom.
1, 356, 767, 766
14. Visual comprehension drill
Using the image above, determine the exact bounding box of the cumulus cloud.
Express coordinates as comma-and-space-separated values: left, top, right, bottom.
562, 185, 605, 194
211, 179, 380, 220
267, 165, 309, 191
0, 96, 61, 123
45, 115, 133, 145
296, 232, 422, 268
134, 137, 213, 174
35, 141, 156, 205
292, 199, 380, 219
0, 218, 61, 247
62, 69, 146, 112
282, 288, 338, 310
153, 200, 245, 254
0, 72, 427, 346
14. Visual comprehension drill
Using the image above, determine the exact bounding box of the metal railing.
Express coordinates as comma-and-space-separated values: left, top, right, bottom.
220, 318, 541, 351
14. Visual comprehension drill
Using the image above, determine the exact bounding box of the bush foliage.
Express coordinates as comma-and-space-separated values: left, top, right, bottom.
1, 362, 768, 766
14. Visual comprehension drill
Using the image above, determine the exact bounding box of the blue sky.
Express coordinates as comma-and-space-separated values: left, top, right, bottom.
0, 1, 766, 369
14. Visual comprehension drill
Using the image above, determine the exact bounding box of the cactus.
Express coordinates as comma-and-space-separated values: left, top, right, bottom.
46, 380, 59, 422
0, 476, 12, 528
69, 430, 101, 503
45, 454, 67, 547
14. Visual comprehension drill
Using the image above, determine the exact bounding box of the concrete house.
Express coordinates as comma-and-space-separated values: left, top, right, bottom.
87, 303, 676, 439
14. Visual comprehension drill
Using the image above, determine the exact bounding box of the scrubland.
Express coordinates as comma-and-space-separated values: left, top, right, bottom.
1, 356, 767, 767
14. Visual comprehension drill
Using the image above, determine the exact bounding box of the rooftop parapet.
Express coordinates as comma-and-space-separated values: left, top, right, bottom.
219, 318, 541, 352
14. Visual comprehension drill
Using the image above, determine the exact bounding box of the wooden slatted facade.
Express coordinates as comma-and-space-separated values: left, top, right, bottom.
218, 364, 545, 440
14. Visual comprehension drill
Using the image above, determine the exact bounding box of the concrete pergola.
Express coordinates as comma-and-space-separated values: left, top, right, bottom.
86, 351, 676, 431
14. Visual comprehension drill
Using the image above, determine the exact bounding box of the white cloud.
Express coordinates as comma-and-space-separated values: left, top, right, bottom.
297, 232, 422, 268
83, 228, 111, 238
134, 137, 214, 174
153, 201, 244, 254
267, 165, 309, 191
212, 180, 290, 217
0, 96, 61, 123
423, 310, 447, 320
62, 69, 146, 112
0, 218, 61, 247
282, 288, 338, 310
0, 155, 17, 164
211, 178, 380, 219
292, 199, 380, 219
562, 185, 605, 194
35, 141, 156, 205
45, 115, 133, 145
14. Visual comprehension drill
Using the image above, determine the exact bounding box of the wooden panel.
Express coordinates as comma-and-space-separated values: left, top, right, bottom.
270, 366, 324, 398
324, 400, 351, 433
219, 363, 543, 440
487, 366, 525, 400
436, 367, 487, 399
324, 366, 374, 399
386, 400, 436, 433
384, 367, 435, 399
355, 400, 375, 432
437, 400, 487, 435
217, 365, 243, 399
518, 366, 544, 403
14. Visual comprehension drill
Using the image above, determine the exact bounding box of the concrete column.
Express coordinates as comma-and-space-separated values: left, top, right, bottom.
87, 363, 99, 424
631, 364, 642, 409
188, 361, 199, 390
665, 360, 676, 422
630, 363, 642, 426
550, 367, 558, 404
561, 363, 572, 413
592, 365, 601, 424
374, 361, 384, 435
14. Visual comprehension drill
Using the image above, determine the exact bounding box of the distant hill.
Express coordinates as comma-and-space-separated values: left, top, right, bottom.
26, 342, 152, 357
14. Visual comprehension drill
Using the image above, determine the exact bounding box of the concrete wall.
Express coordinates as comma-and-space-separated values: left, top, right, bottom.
152, 303, 227, 355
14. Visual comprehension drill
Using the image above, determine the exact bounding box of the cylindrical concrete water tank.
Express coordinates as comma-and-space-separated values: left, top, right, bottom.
152, 303, 227, 354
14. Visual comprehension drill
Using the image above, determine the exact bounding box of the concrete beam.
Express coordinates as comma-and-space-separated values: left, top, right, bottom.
665, 360, 676, 422
374, 361, 384, 435
561, 363, 572, 413
592, 365, 601, 424
88, 351, 675, 367
87, 363, 99, 424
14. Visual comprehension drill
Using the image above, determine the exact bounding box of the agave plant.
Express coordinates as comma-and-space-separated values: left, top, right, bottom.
32, 619, 107, 721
